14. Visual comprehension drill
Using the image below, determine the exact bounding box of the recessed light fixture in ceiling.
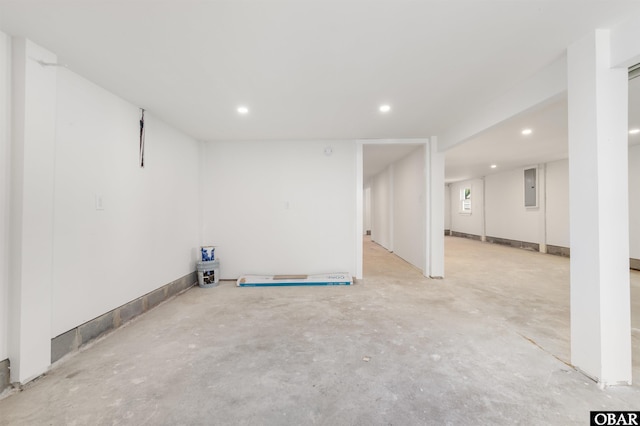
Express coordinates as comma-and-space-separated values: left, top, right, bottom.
379, 104, 391, 113
490, 164, 497, 169
521, 128, 532, 135
630, 128, 640, 135
237, 106, 249, 115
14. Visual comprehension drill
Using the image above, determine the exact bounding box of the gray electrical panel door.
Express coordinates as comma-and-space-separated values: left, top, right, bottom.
524, 168, 537, 207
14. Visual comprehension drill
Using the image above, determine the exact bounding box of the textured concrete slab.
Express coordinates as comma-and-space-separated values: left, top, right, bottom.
1, 237, 638, 425
547, 244, 571, 258
77, 311, 115, 345
50, 329, 79, 364
168, 272, 196, 297
145, 287, 167, 310
117, 298, 144, 325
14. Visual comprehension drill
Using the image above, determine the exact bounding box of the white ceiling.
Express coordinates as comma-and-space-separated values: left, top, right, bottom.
1, 1, 639, 182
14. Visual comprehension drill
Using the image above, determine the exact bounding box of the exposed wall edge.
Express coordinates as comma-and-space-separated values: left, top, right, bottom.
484, 236, 539, 252
547, 245, 571, 258
51, 271, 197, 364
0, 359, 9, 394
449, 231, 482, 241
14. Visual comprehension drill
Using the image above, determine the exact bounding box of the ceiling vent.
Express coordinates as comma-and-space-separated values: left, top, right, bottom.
630, 63, 640, 81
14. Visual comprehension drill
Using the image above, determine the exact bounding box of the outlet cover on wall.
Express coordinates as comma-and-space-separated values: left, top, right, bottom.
95, 194, 104, 210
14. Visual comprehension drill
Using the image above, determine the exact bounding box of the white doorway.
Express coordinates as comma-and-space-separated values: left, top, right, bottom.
356, 139, 444, 279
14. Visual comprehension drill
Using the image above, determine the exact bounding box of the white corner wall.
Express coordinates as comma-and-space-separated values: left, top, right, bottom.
371, 166, 392, 250
363, 186, 371, 234
0, 30, 10, 362
546, 159, 570, 247
201, 140, 357, 278
392, 146, 425, 268
630, 144, 640, 259
52, 69, 200, 336
449, 179, 484, 237
444, 184, 451, 231
447, 155, 634, 256
367, 145, 427, 271
485, 168, 541, 243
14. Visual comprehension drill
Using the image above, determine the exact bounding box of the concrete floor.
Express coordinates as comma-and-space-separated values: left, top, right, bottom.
1, 236, 639, 425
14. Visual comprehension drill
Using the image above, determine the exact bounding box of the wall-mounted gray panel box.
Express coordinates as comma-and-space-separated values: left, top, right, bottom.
524, 167, 537, 208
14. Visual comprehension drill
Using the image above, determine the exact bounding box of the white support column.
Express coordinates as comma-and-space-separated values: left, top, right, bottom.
425, 136, 445, 278
0, 31, 11, 365
480, 176, 486, 242
538, 163, 547, 254
387, 164, 394, 253
568, 30, 631, 385
355, 142, 363, 280
8, 38, 57, 384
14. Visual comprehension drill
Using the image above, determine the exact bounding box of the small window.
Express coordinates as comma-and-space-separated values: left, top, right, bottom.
460, 187, 471, 213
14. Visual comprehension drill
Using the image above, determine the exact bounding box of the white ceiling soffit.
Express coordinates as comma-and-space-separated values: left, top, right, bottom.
363, 144, 422, 182
444, 97, 568, 183
1, 1, 640, 142
445, 72, 640, 183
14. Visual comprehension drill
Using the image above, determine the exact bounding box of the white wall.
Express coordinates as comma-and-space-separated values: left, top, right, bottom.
0, 30, 10, 362
450, 162, 567, 247
447, 155, 640, 258
371, 166, 392, 250
51, 69, 200, 336
201, 140, 357, 279
392, 146, 425, 268
546, 159, 570, 247
485, 168, 541, 243
630, 145, 640, 259
449, 178, 484, 237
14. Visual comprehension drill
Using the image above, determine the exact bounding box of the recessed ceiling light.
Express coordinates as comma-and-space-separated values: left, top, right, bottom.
490, 164, 497, 169
630, 128, 640, 135
521, 128, 532, 135
379, 104, 391, 113
237, 106, 249, 114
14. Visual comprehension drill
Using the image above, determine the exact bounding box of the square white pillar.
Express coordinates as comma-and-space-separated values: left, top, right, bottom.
567, 30, 631, 385
355, 142, 363, 279
8, 38, 57, 384
425, 137, 445, 278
